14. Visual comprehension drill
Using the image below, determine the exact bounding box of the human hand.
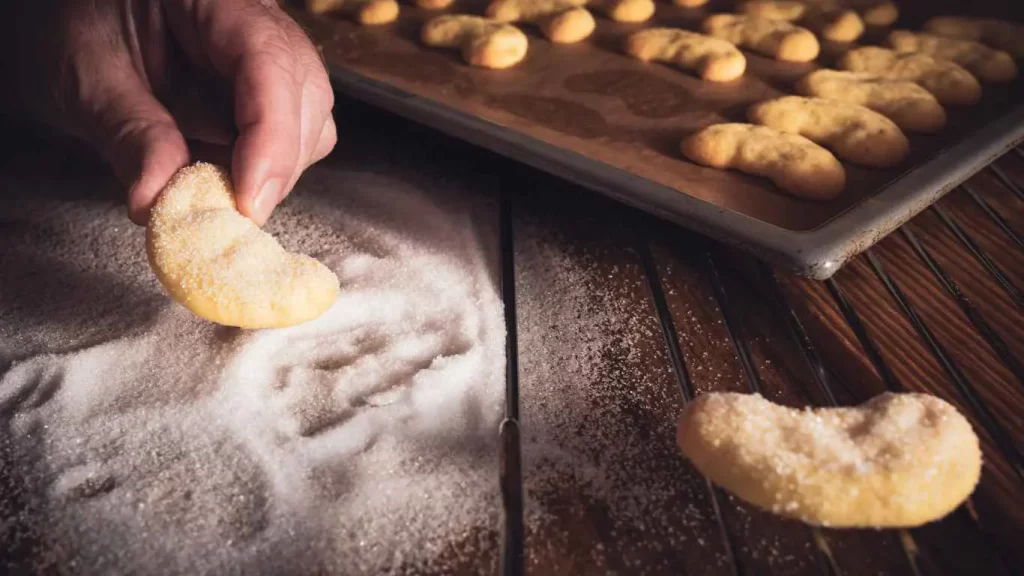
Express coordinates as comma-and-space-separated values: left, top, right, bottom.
2, 0, 336, 225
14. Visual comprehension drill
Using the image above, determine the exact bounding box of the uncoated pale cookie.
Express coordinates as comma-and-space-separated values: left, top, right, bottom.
147, 163, 340, 329
840, 46, 982, 106
807, 9, 864, 43
590, 0, 655, 23
680, 123, 845, 200
739, 0, 807, 21
887, 30, 1018, 83
748, 96, 909, 167
415, 0, 455, 9
925, 16, 1024, 59
305, 0, 399, 25
741, 1, 864, 43
677, 392, 982, 528
486, 0, 595, 44
802, 0, 897, 28
625, 28, 747, 82
796, 70, 946, 133
422, 15, 529, 69
856, 0, 897, 27
703, 14, 820, 63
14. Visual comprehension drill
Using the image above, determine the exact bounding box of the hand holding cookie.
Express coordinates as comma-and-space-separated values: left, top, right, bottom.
147, 163, 340, 328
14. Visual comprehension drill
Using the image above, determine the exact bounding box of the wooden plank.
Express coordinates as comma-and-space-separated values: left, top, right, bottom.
777, 272, 1017, 575
940, 187, 1024, 291
512, 176, 735, 575
676, 241, 918, 575
904, 213, 1024, 363
650, 235, 828, 575
870, 234, 1024, 442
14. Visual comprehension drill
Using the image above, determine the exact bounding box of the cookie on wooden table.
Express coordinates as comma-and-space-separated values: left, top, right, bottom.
677, 392, 982, 528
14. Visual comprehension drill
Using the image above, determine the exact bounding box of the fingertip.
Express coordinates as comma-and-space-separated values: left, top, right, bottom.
314, 116, 338, 163
244, 176, 285, 226
231, 131, 294, 225
123, 126, 190, 226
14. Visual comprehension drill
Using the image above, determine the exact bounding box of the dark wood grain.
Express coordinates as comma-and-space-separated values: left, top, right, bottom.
650, 235, 915, 576
510, 173, 736, 575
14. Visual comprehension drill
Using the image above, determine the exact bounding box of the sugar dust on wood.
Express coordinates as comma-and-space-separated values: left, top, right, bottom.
513, 215, 735, 573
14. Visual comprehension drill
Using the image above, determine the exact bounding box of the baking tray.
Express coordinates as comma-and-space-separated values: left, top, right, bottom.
287, 0, 1024, 279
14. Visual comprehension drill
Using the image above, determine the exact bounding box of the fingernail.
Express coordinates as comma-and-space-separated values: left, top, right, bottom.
253, 178, 284, 224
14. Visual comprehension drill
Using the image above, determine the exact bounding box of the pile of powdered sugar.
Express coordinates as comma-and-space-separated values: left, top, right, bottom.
0, 152, 505, 574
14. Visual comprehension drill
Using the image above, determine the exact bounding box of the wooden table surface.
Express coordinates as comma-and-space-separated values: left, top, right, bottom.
1, 97, 1021, 575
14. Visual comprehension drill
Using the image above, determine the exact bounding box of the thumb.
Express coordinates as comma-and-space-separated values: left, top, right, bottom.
86, 74, 190, 226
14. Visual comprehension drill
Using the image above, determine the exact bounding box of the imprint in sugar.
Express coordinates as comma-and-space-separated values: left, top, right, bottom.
0, 162, 505, 574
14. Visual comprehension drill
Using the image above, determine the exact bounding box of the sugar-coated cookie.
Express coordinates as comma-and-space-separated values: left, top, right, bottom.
840, 46, 982, 106
681, 123, 845, 200
887, 30, 1018, 83
147, 163, 340, 329
625, 28, 747, 82
305, 0, 399, 25
677, 392, 982, 528
748, 96, 909, 167
422, 15, 529, 69
703, 14, 820, 63
924, 16, 1024, 59
486, 0, 595, 44
796, 69, 946, 133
